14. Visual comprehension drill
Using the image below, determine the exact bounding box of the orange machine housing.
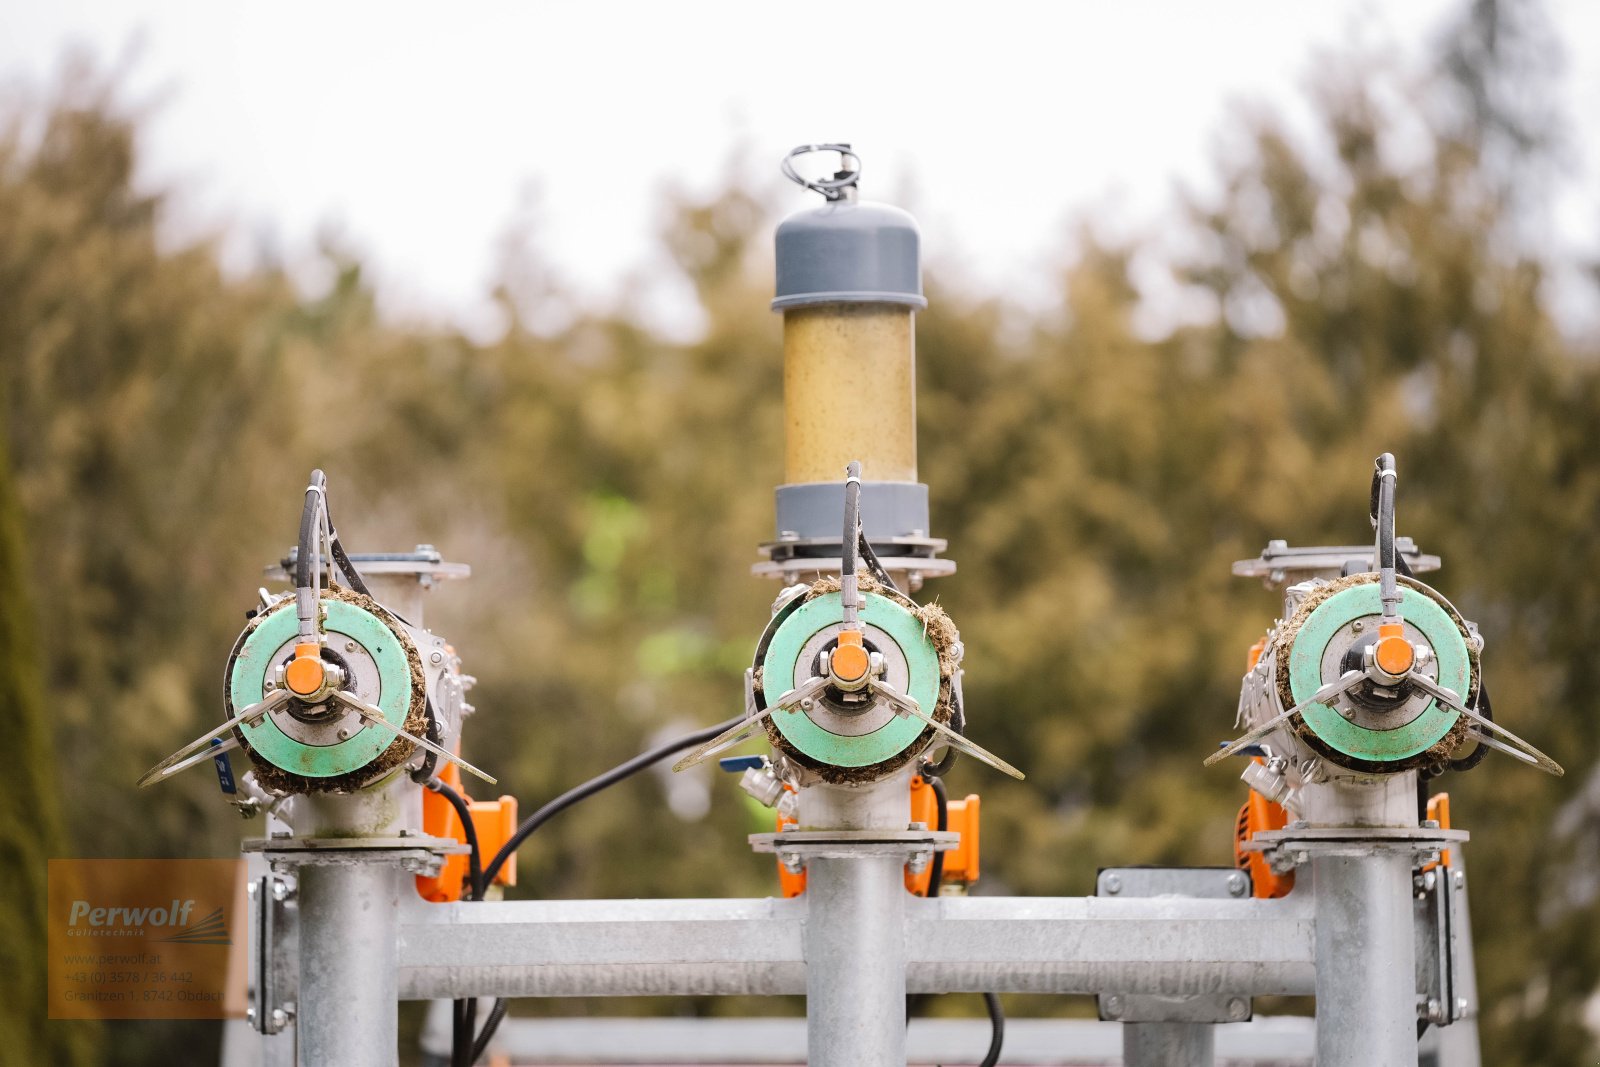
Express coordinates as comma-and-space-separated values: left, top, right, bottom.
1422, 793, 1452, 872
1233, 633, 1295, 899
415, 761, 519, 902
1234, 779, 1295, 898
775, 774, 980, 898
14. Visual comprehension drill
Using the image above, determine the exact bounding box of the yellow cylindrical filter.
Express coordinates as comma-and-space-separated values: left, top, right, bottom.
783, 305, 917, 484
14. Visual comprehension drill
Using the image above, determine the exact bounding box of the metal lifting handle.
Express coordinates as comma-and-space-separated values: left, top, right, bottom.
781, 144, 862, 201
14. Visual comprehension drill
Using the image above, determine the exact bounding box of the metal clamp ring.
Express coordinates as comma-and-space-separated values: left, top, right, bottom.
781, 143, 861, 200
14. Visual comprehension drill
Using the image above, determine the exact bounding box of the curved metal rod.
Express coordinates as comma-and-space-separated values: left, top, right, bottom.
1405, 672, 1564, 777
671, 706, 779, 773
1203, 670, 1366, 768
672, 675, 832, 773
137, 690, 292, 787
328, 690, 498, 785
870, 678, 1025, 781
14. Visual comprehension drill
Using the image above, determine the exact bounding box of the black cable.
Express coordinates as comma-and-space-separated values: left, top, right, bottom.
480, 712, 743, 890
426, 778, 483, 900
1449, 682, 1495, 772
466, 713, 747, 1059
426, 777, 483, 1067
468, 997, 509, 1064
979, 993, 1005, 1067
925, 772, 948, 897
329, 535, 372, 596
410, 703, 441, 784
858, 528, 901, 594
916, 771, 1003, 1067
921, 688, 965, 778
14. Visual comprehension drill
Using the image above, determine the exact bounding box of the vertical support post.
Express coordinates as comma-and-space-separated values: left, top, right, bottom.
1123, 1022, 1216, 1067
804, 854, 907, 1067
1314, 851, 1418, 1066
297, 862, 400, 1067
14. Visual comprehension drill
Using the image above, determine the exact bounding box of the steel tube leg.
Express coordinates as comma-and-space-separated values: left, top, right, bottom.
1314, 853, 1417, 1067
1122, 1022, 1215, 1067
804, 855, 907, 1067
298, 862, 400, 1067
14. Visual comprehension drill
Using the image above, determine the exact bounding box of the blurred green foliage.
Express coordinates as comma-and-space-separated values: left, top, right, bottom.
3, 4, 1597, 1063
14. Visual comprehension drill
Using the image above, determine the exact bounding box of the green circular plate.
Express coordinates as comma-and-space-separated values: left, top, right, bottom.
230, 600, 413, 778
1288, 584, 1470, 763
762, 592, 940, 768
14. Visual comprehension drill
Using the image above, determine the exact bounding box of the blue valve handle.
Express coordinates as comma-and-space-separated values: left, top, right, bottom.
212, 737, 237, 794
718, 756, 766, 773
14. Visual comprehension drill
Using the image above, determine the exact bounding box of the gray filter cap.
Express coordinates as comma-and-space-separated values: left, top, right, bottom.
773, 145, 926, 311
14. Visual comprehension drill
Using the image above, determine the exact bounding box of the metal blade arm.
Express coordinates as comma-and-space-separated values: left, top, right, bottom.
1405, 673, 1564, 777
673, 674, 836, 773
869, 678, 1025, 781
1204, 670, 1365, 768
137, 690, 292, 788
329, 691, 498, 785
671, 706, 778, 772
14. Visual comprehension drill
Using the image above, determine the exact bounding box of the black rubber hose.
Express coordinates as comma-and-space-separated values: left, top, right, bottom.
296, 469, 328, 590
467, 714, 745, 1058
919, 773, 1003, 1067
979, 992, 1005, 1067
1371, 453, 1397, 595
925, 773, 948, 897
426, 778, 482, 900
858, 527, 901, 594
329, 535, 372, 596
479, 713, 744, 916
428, 777, 483, 1067
468, 997, 509, 1064
842, 467, 861, 583
921, 688, 965, 778
409, 704, 442, 785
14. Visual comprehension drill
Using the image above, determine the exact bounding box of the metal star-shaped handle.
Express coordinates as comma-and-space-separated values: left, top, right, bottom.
327, 690, 497, 785
869, 677, 1025, 781
137, 690, 293, 788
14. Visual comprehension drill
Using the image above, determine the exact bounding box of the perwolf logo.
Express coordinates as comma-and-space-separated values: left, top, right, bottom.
66, 900, 231, 946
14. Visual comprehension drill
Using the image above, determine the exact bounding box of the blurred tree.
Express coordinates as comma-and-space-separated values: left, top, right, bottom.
0, 436, 97, 1064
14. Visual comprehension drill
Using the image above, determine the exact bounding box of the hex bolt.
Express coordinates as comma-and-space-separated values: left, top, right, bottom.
1103, 995, 1124, 1019
271, 878, 291, 903
778, 851, 803, 874
1103, 873, 1122, 895
1456, 997, 1470, 1018
430, 651, 444, 665
270, 1008, 288, 1029
907, 851, 930, 875
1227, 997, 1250, 1021
1425, 998, 1445, 1024
344, 640, 357, 652
1453, 871, 1466, 889
1227, 871, 1248, 897
246, 1006, 257, 1026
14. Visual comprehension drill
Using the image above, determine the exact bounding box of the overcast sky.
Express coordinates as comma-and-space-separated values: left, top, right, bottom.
4, 1, 1597, 339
